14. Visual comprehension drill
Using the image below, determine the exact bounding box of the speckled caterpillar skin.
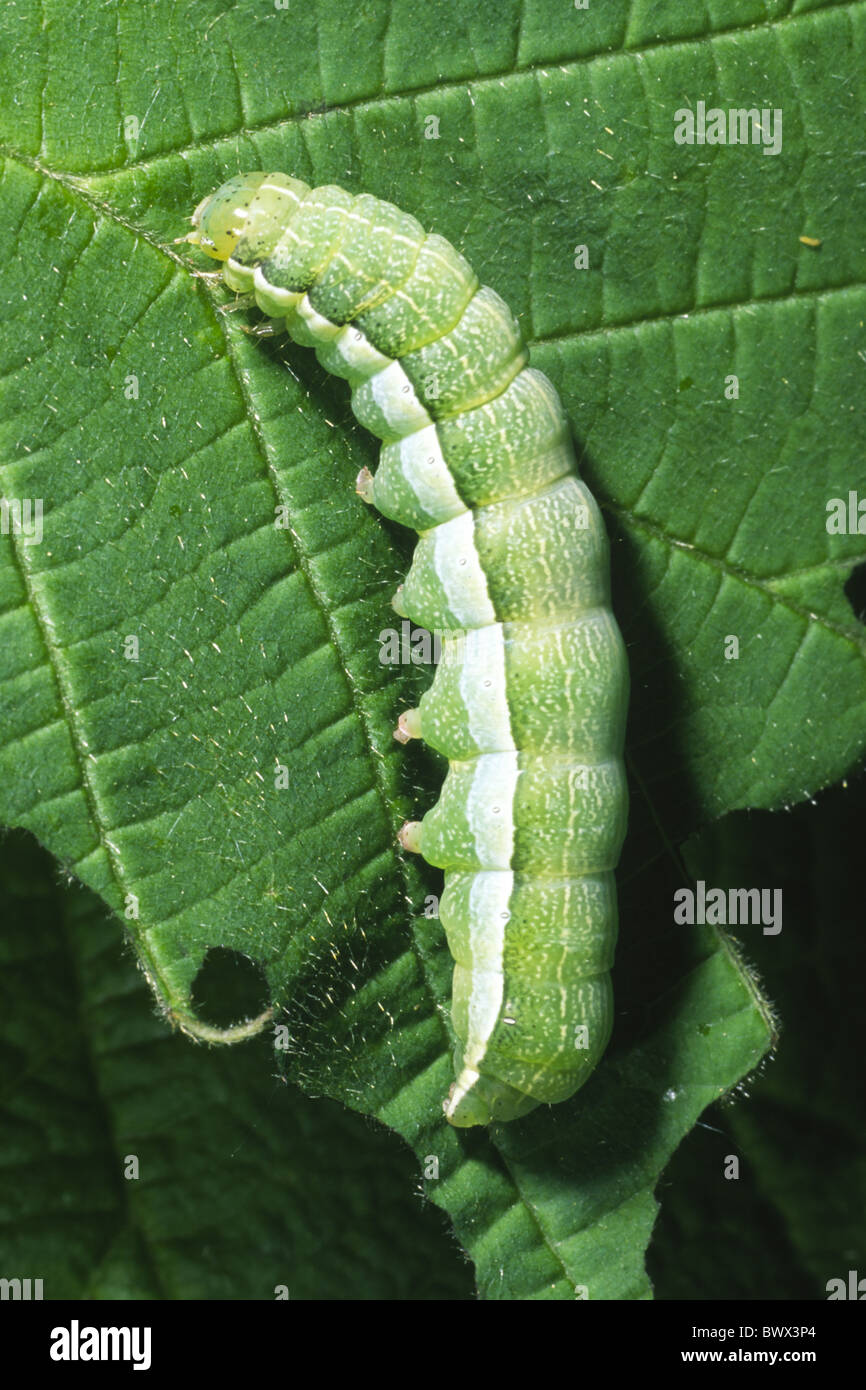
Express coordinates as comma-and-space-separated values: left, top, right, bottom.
186, 172, 629, 1127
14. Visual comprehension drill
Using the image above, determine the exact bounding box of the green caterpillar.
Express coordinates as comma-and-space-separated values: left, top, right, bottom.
184, 172, 629, 1127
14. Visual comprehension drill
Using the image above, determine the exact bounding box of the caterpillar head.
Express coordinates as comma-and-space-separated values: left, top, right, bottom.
180, 171, 306, 261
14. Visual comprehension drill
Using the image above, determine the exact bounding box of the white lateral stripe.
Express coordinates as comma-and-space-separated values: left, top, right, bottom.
466, 870, 514, 970
329, 325, 391, 379
460, 625, 515, 750
432, 511, 496, 626
396, 424, 467, 518
467, 750, 518, 869
225, 257, 253, 284
252, 266, 302, 311
446, 1066, 482, 1115
289, 293, 341, 342
460, 870, 513, 1083
368, 360, 432, 434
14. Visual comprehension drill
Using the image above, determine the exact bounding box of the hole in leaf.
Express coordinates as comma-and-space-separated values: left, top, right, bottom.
190, 947, 270, 1029
844, 561, 866, 626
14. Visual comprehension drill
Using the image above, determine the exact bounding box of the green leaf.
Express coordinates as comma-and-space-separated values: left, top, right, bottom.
650, 774, 866, 1299
0, 831, 470, 1300
1, 0, 864, 1298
